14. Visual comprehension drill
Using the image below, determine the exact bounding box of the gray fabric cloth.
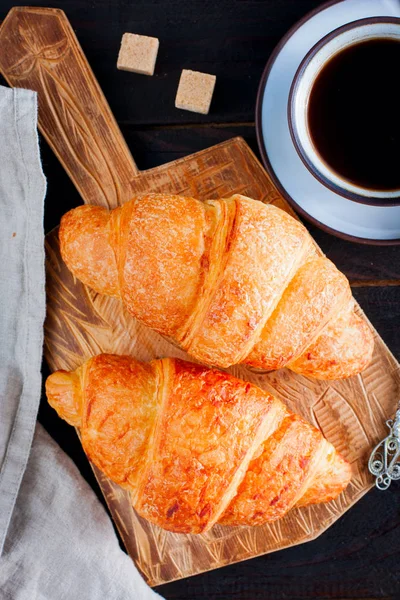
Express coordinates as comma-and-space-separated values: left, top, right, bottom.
1, 423, 162, 600
0, 86, 163, 598
0, 86, 46, 554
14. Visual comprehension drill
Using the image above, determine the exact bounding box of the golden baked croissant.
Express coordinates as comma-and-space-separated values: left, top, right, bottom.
46, 354, 352, 534
59, 194, 373, 379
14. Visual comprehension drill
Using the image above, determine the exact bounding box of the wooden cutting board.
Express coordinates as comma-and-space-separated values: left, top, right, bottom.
1, 6, 399, 587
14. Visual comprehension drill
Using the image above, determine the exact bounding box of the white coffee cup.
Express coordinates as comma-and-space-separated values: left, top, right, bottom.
288, 17, 400, 207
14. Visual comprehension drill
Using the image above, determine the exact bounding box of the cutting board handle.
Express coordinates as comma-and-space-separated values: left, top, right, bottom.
0, 6, 139, 209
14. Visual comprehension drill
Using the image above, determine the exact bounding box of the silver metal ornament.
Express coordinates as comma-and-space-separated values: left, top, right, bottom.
369, 408, 400, 490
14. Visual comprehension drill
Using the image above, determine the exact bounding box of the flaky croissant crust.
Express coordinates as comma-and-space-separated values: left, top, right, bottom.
46, 355, 352, 534
59, 194, 374, 379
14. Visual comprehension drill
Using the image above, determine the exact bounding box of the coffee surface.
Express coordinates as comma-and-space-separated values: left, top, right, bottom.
308, 38, 400, 191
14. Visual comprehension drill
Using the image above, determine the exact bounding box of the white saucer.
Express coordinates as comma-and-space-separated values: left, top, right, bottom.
256, 0, 400, 244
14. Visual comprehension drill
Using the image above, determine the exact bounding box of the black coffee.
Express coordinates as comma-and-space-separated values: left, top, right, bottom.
308, 38, 400, 191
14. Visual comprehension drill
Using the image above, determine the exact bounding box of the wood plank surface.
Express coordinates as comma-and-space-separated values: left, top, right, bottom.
1, 0, 323, 125
0, 0, 399, 598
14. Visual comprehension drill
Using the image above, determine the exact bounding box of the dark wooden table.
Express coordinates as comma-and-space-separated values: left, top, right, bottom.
1, 1, 399, 598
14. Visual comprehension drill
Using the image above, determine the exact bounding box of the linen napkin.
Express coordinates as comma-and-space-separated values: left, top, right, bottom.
1, 423, 163, 599
0, 85, 162, 599
0, 85, 46, 553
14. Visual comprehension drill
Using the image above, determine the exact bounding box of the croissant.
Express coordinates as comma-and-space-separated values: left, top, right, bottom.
46, 354, 352, 534
59, 194, 373, 379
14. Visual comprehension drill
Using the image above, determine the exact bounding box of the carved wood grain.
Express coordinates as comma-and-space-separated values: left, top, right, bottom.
2, 6, 400, 587
0, 6, 139, 208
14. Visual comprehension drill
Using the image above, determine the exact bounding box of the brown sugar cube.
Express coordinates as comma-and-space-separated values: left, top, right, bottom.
117, 33, 159, 76
175, 69, 216, 115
